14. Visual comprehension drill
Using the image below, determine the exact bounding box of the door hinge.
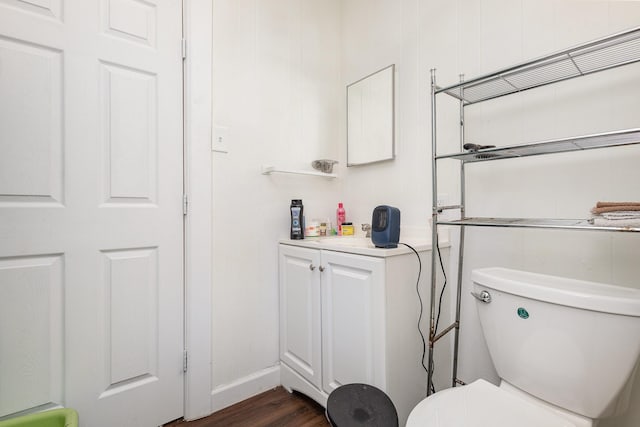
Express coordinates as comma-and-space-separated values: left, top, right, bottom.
181, 38, 187, 60
183, 350, 188, 373
183, 194, 188, 215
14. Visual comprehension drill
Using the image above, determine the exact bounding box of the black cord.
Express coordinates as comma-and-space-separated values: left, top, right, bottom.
434, 233, 448, 335
430, 232, 449, 395
401, 232, 448, 396
399, 242, 430, 394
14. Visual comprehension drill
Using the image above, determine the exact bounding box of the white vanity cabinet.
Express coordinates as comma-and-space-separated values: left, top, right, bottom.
279, 239, 447, 425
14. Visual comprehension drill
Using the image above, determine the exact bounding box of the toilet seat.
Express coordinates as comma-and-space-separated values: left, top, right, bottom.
406, 379, 577, 427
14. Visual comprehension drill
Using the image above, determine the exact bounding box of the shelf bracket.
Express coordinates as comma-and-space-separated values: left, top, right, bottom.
430, 321, 458, 345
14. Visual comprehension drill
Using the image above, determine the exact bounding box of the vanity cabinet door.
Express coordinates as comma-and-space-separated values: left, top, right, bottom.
321, 250, 386, 395
279, 245, 322, 389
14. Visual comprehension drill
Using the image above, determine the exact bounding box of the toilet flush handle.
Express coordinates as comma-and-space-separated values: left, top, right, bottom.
471, 290, 491, 303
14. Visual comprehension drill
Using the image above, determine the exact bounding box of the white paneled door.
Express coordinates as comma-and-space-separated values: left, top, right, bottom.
0, 1, 184, 426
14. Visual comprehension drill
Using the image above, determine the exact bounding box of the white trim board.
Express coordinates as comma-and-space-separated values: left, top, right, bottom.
183, 0, 213, 421
210, 366, 281, 413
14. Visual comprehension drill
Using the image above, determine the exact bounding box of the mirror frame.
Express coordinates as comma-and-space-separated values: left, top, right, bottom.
346, 64, 395, 166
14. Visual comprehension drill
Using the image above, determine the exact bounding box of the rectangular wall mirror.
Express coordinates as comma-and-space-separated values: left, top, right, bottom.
347, 64, 395, 166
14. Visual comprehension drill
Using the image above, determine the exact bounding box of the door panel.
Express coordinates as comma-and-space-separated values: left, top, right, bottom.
321, 251, 385, 394
0, 255, 64, 416
0, 0, 184, 425
103, 0, 157, 47
0, 37, 63, 204
279, 245, 322, 389
0, 0, 62, 21
101, 61, 158, 203
101, 247, 158, 392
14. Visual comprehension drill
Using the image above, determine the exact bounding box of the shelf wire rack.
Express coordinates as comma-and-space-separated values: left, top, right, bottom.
437, 26, 640, 105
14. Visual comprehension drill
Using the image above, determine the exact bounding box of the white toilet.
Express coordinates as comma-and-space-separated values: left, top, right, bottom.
407, 267, 640, 427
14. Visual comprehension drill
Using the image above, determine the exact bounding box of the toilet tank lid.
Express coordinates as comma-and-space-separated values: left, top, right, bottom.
472, 267, 640, 316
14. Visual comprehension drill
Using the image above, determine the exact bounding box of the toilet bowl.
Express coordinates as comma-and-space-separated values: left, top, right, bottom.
407, 267, 640, 427
407, 379, 581, 427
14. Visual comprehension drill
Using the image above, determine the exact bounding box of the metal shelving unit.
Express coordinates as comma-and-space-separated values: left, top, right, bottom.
427, 26, 640, 395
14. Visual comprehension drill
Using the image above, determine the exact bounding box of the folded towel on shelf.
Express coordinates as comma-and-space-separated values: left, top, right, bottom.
595, 201, 640, 208
592, 217, 640, 228
601, 211, 640, 220
591, 201, 640, 215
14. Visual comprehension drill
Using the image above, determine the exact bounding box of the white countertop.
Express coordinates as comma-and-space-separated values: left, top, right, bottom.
279, 234, 448, 258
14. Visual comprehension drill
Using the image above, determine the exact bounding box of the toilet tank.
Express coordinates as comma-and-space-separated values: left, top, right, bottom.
472, 267, 640, 419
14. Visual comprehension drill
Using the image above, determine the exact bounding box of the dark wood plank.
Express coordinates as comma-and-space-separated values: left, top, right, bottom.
165, 387, 330, 427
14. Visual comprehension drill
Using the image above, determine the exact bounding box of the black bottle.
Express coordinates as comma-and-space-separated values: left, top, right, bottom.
290, 199, 304, 239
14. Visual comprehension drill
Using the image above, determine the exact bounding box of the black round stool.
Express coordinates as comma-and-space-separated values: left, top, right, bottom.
326, 383, 398, 427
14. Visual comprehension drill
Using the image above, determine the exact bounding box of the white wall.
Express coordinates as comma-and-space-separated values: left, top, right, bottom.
341, 1, 640, 426
208, 0, 640, 423
210, 0, 342, 409
340, 0, 432, 229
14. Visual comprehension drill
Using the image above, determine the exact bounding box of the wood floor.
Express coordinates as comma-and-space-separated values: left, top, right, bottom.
165, 387, 330, 427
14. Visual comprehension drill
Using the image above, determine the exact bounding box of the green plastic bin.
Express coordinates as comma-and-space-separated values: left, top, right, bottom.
0, 409, 78, 427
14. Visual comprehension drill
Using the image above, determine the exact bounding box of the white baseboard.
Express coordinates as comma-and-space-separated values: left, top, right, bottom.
210, 365, 281, 413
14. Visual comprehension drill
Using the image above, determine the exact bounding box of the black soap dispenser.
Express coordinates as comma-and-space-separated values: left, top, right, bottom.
290, 199, 304, 240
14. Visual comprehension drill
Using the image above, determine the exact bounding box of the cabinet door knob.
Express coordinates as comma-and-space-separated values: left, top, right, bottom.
309, 264, 316, 271
319, 266, 325, 272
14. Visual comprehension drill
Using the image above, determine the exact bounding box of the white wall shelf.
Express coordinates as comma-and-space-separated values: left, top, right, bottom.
261, 165, 337, 178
